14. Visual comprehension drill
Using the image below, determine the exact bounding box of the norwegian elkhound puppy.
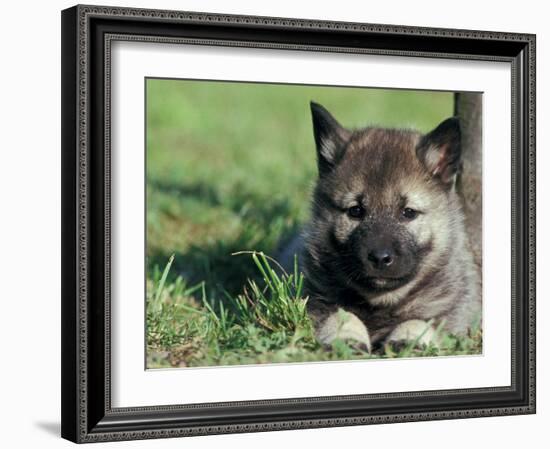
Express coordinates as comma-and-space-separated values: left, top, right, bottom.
281, 102, 481, 352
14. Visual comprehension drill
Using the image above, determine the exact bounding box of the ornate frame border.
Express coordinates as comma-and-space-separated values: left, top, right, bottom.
61, 4, 536, 443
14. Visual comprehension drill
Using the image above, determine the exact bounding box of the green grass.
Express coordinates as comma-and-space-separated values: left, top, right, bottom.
146, 253, 482, 368
145, 79, 481, 368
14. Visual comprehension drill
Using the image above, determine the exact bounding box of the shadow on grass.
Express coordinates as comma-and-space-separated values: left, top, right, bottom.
147, 179, 303, 299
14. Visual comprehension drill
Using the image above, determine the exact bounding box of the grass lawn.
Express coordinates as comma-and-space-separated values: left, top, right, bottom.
145, 79, 482, 368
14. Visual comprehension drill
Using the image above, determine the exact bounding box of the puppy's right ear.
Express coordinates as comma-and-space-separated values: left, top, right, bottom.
310, 102, 351, 176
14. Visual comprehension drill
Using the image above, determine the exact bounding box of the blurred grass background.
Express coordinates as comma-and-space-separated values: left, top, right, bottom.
146, 79, 462, 368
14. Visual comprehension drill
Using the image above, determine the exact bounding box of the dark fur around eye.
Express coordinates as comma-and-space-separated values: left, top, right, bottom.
348, 205, 365, 219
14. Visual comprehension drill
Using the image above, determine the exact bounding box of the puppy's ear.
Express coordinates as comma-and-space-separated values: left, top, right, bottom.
310, 102, 351, 176
416, 117, 461, 187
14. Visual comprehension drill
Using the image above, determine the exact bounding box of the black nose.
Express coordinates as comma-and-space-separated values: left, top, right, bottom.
367, 249, 394, 269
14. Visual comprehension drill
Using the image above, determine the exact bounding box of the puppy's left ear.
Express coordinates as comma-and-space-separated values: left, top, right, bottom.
416, 117, 461, 187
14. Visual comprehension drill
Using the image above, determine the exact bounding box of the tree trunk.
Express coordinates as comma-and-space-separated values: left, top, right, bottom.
454, 93, 482, 268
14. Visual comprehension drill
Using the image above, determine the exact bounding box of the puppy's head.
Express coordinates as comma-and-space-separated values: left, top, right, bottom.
308, 101, 462, 299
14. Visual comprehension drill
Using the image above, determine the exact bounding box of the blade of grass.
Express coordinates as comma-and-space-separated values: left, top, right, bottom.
153, 254, 175, 313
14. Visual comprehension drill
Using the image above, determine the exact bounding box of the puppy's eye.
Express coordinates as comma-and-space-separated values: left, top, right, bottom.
401, 207, 419, 220
347, 205, 365, 219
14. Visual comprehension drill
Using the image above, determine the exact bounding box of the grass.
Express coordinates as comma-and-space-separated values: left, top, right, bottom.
145, 78, 481, 368
146, 253, 482, 368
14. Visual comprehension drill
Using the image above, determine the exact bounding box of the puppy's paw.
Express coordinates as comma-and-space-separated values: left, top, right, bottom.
317, 309, 371, 353
385, 319, 437, 350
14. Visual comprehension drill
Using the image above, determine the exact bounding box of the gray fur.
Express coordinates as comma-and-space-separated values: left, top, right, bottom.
286, 102, 481, 350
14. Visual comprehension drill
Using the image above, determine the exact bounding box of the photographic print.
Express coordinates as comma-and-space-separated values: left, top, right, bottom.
62, 6, 535, 442
145, 79, 483, 369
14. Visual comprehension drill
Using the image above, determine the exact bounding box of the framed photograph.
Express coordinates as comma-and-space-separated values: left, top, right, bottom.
61, 4, 536, 443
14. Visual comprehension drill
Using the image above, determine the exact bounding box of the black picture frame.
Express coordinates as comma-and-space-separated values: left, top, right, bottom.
61, 4, 536, 443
